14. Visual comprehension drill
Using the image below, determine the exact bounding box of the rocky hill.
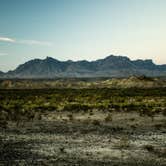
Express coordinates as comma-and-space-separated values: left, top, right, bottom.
1, 55, 166, 78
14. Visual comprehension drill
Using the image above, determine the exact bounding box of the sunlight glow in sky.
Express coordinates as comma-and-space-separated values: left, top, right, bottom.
0, 0, 166, 71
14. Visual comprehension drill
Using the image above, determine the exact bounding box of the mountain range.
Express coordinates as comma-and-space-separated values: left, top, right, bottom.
1, 55, 166, 78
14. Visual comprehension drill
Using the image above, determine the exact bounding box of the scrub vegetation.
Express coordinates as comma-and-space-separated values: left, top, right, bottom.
0, 77, 166, 165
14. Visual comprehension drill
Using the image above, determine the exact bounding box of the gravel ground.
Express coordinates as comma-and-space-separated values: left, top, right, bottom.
0, 112, 166, 166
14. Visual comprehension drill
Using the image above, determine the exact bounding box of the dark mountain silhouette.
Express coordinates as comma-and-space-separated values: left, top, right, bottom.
1, 55, 166, 78
0, 71, 4, 76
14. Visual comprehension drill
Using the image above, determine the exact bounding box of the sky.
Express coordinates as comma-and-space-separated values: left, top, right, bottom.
0, 0, 166, 72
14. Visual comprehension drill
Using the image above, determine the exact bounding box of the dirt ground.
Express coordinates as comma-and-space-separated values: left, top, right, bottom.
0, 111, 166, 166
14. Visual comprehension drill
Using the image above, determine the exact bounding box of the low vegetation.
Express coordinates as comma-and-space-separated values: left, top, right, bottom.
0, 87, 165, 125
0, 78, 166, 165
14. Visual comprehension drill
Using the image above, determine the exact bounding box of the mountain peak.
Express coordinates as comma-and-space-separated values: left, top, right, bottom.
144, 59, 154, 64
45, 56, 59, 61
46, 56, 54, 59
0, 71, 4, 75
1, 55, 166, 78
104, 55, 130, 61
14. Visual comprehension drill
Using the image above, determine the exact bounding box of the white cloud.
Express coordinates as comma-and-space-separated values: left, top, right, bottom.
0, 53, 8, 56
19, 39, 53, 46
0, 37, 15, 42
0, 36, 53, 46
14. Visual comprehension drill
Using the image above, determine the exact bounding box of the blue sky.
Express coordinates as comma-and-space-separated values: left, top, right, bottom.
0, 0, 166, 71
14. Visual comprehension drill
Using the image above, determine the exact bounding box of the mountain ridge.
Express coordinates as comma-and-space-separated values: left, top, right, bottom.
1, 55, 166, 78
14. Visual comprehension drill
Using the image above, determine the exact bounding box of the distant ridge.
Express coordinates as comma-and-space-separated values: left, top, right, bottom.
1, 55, 166, 78
0, 71, 4, 76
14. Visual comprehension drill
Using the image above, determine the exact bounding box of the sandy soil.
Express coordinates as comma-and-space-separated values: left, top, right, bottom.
0, 112, 166, 166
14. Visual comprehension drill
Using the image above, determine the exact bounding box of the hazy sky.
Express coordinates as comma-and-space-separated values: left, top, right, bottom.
0, 0, 166, 71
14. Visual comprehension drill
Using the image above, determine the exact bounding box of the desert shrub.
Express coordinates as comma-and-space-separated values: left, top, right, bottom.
26, 110, 36, 121
31, 104, 57, 112
95, 104, 108, 111
154, 123, 163, 129
34, 112, 42, 120
92, 119, 101, 126
0, 111, 8, 128
155, 148, 166, 158
116, 136, 130, 149
42, 105, 57, 112
63, 103, 91, 112
105, 113, 112, 122
89, 110, 94, 116
108, 103, 121, 111
59, 147, 65, 153
0, 110, 8, 120
67, 113, 74, 121
143, 145, 155, 152
6, 103, 24, 122
145, 109, 156, 121
143, 145, 166, 158
162, 109, 166, 116
124, 103, 138, 111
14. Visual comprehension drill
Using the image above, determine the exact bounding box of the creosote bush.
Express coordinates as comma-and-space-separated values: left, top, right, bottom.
116, 136, 130, 149
67, 113, 74, 121
0, 87, 165, 126
92, 119, 101, 126
105, 113, 112, 122
143, 145, 154, 152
